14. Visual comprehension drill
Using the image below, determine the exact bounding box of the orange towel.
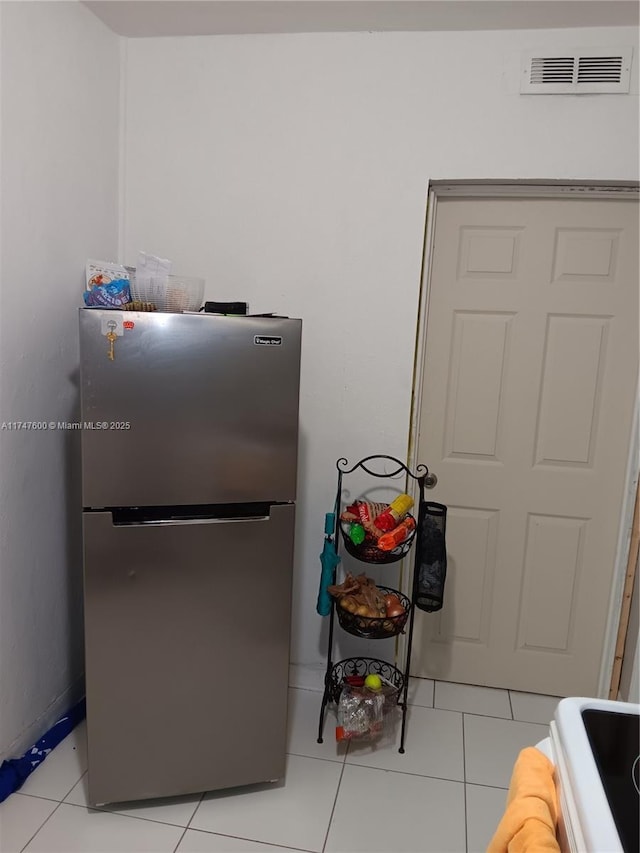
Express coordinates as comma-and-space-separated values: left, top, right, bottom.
486, 747, 560, 853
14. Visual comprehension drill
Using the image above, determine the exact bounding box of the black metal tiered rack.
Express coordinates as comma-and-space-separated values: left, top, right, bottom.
317, 455, 437, 754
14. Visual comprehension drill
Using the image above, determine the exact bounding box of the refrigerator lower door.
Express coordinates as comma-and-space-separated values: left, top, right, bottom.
82, 503, 295, 806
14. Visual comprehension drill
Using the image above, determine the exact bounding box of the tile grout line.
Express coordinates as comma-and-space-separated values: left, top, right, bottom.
462, 713, 468, 853
321, 753, 348, 853
20, 781, 312, 853
307, 685, 542, 722
60, 768, 88, 804
432, 702, 513, 720
461, 714, 467, 786
16, 759, 86, 852
292, 681, 534, 719
172, 791, 204, 853
343, 760, 464, 786
19, 799, 64, 853
185, 829, 313, 853
53, 763, 194, 828
287, 751, 347, 765
413, 704, 525, 722
59, 799, 202, 828
172, 825, 189, 852
451, 709, 550, 726
12, 792, 65, 805
60, 769, 87, 808
184, 785, 315, 853
465, 780, 509, 792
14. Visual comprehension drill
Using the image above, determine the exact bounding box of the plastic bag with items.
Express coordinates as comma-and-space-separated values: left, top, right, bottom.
335, 678, 385, 742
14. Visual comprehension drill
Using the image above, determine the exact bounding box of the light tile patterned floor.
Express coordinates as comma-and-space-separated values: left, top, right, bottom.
0, 681, 560, 853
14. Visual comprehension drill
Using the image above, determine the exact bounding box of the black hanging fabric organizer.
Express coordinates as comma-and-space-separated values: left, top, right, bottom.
317, 454, 442, 754
415, 501, 448, 613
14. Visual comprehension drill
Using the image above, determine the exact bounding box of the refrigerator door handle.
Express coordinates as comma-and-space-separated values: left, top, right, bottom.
115, 515, 270, 527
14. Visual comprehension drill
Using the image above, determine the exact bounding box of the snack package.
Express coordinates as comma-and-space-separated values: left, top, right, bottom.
374, 494, 414, 532
377, 516, 417, 551
86, 260, 130, 292
83, 278, 131, 307
340, 501, 387, 540
84, 259, 132, 308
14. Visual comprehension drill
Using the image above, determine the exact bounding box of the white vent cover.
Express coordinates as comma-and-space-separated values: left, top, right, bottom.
521, 47, 633, 94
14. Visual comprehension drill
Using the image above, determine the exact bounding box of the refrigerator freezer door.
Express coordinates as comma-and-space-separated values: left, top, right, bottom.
82, 504, 295, 805
79, 311, 301, 507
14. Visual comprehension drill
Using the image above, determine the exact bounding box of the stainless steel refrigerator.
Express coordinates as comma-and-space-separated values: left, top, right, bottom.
78, 309, 302, 806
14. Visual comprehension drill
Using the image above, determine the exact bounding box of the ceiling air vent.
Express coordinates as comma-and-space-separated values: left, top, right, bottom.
521, 47, 632, 94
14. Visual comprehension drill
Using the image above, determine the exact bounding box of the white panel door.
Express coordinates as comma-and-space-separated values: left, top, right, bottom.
415, 197, 638, 696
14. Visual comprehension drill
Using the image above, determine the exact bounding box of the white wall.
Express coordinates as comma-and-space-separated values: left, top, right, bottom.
0, 1, 120, 758
121, 26, 639, 683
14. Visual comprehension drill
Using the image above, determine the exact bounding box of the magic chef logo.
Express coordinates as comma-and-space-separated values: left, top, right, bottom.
254, 335, 283, 346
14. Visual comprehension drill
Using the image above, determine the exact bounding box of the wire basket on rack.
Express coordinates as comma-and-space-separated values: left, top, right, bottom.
335, 586, 410, 639
339, 516, 416, 564
328, 658, 403, 713
128, 273, 204, 313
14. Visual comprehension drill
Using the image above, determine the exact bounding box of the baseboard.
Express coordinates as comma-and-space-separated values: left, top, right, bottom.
2, 675, 85, 762
289, 663, 324, 692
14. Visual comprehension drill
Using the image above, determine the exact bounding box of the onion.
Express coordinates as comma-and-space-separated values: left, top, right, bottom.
341, 596, 358, 613
386, 603, 405, 619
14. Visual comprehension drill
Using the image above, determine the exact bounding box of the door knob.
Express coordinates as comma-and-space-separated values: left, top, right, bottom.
425, 473, 438, 489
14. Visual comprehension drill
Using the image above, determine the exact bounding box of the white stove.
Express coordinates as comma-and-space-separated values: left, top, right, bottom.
537, 697, 640, 853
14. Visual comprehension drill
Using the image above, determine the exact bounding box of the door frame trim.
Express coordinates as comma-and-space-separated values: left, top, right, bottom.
405, 180, 640, 698
424, 179, 640, 201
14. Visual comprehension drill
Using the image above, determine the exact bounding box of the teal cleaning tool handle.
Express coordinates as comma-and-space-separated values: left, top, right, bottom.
317, 512, 340, 617
325, 512, 335, 536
